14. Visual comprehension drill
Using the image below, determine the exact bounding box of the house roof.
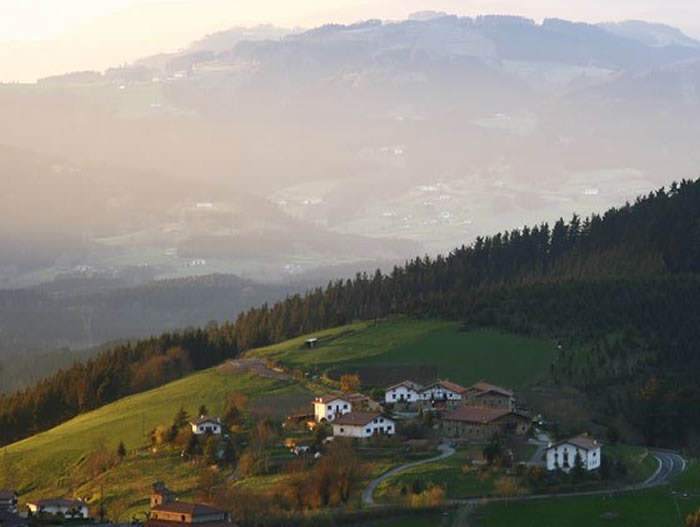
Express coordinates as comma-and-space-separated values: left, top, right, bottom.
27, 498, 85, 509
314, 394, 350, 404
146, 521, 230, 527
151, 502, 226, 516
0, 490, 17, 500
470, 381, 513, 398
386, 380, 423, 392
553, 435, 600, 451
442, 406, 513, 424
191, 416, 221, 426
333, 411, 385, 427
423, 380, 467, 394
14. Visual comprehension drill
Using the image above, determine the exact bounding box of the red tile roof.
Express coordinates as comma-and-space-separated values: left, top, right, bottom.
152, 502, 225, 516
333, 411, 384, 426
442, 406, 512, 424
555, 434, 600, 451
314, 394, 350, 404
470, 381, 514, 397
424, 380, 467, 394
386, 380, 423, 392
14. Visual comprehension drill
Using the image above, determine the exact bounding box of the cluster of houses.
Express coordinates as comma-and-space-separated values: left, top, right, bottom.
308, 378, 602, 473
310, 378, 530, 443
0, 483, 231, 527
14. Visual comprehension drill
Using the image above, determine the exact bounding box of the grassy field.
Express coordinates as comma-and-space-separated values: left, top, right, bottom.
476, 458, 700, 527
249, 318, 556, 388
375, 447, 499, 502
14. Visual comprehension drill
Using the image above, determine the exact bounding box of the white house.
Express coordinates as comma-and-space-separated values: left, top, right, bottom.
313, 395, 352, 422
332, 412, 396, 438
420, 380, 466, 401
546, 435, 601, 472
190, 416, 223, 435
385, 380, 423, 404
26, 499, 89, 519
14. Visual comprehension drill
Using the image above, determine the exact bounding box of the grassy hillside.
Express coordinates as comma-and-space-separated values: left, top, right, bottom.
249, 318, 555, 388
476, 460, 700, 527
0, 317, 555, 519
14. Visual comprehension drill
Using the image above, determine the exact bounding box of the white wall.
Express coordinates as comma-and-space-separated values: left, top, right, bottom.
385, 385, 421, 404
333, 416, 395, 438
192, 422, 222, 435
314, 399, 351, 422
420, 386, 462, 401
546, 444, 601, 472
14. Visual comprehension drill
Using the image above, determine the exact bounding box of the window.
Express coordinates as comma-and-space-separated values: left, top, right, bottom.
343, 404, 348, 409
181, 515, 186, 522
366, 428, 371, 434
380, 418, 384, 423
392, 394, 396, 400
387, 425, 393, 431
340, 428, 345, 433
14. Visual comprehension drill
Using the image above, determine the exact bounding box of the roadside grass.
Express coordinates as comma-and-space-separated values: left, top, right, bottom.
476, 457, 700, 527
374, 447, 498, 502
249, 318, 555, 388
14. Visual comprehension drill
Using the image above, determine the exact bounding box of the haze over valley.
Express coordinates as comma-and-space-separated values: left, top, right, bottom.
2, 10, 700, 380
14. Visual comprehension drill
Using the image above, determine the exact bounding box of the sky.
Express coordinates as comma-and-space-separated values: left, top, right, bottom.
2, 0, 700, 82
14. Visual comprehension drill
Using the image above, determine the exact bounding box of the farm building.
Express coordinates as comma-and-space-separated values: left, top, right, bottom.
313, 394, 352, 422
147, 482, 230, 527
0, 491, 17, 514
345, 392, 382, 411
546, 435, 601, 472
190, 416, 223, 435
441, 406, 530, 441
384, 380, 423, 404
332, 412, 396, 438
304, 338, 319, 348
26, 498, 89, 519
420, 380, 466, 402
463, 381, 515, 411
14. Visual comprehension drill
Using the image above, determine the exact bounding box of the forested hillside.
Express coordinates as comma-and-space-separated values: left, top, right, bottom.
2, 179, 699, 447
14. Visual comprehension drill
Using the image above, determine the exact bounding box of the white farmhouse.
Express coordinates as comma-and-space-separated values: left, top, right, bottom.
26, 499, 89, 519
420, 380, 466, 401
385, 380, 423, 404
332, 412, 396, 438
190, 416, 223, 435
313, 395, 352, 422
546, 435, 601, 472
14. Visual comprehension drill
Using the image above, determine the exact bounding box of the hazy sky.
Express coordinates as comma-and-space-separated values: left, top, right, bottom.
3, 0, 700, 82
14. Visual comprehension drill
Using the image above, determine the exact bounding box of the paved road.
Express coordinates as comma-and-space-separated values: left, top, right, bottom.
362, 447, 686, 508
362, 443, 456, 505
452, 449, 686, 506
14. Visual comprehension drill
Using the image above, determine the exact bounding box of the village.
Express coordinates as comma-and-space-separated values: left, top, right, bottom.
0, 369, 604, 527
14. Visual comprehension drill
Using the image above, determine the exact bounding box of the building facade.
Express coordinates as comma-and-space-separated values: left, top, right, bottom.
384, 381, 423, 404
332, 412, 395, 438
441, 407, 530, 441
546, 435, 601, 472
420, 380, 466, 402
190, 417, 223, 435
313, 395, 352, 422
26, 499, 89, 519
462, 382, 515, 411
0, 491, 17, 514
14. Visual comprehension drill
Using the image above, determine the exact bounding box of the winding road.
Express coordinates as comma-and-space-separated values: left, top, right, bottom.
362, 447, 686, 507
362, 443, 456, 505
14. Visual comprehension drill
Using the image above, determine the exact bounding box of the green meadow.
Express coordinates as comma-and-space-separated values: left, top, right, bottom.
250, 318, 556, 388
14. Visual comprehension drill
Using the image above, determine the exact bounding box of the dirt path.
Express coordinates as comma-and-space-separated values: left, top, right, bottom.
218, 357, 291, 381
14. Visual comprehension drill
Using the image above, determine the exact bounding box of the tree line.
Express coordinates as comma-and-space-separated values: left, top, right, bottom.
2, 179, 699, 447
